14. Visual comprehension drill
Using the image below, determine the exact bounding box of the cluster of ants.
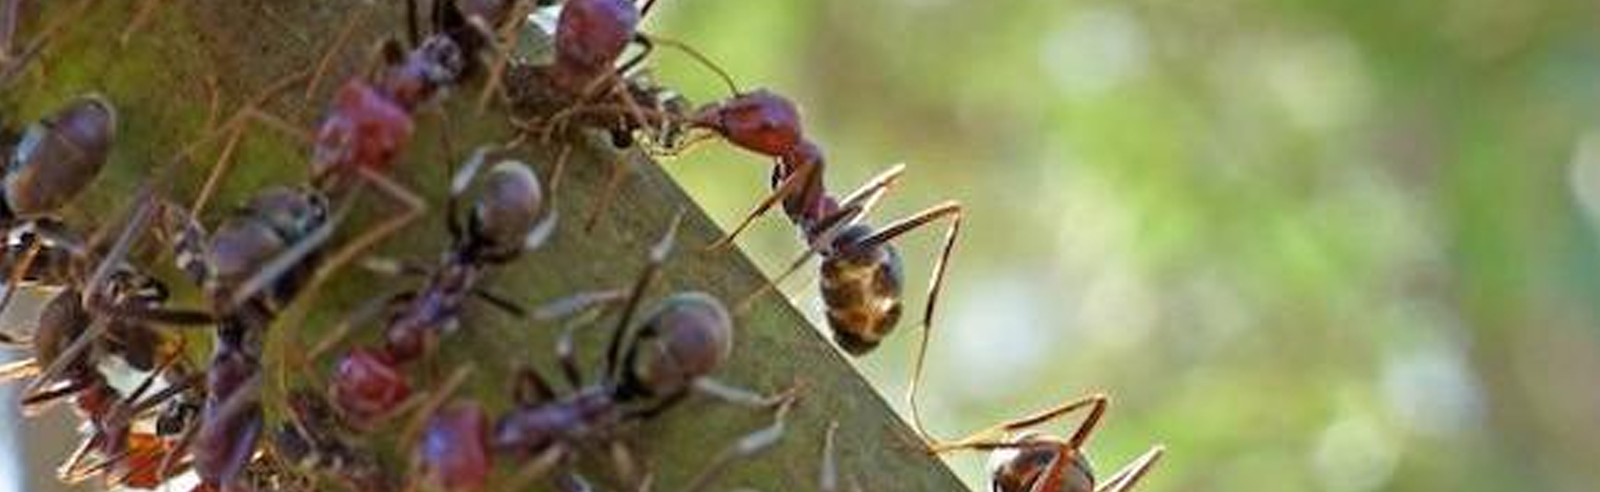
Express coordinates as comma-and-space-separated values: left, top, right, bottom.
0, 0, 1164, 491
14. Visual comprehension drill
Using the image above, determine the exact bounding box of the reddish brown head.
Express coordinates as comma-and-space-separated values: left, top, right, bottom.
555, 0, 640, 74
695, 89, 803, 158
312, 81, 416, 185
418, 402, 492, 492
330, 348, 412, 422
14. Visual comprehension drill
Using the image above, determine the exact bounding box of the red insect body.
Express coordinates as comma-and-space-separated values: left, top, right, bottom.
330, 348, 413, 422
695, 89, 803, 158
312, 81, 416, 183
419, 403, 492, 492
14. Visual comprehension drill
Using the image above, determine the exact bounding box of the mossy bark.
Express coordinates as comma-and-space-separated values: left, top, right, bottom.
1, 1, 968, 492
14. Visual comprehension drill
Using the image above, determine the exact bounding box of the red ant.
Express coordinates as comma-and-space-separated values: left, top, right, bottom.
409, 212, 797, 492
181, 0, 531, 309
304, 148, 552, 425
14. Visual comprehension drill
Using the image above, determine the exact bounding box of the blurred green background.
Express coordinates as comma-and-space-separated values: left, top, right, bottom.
644, 1, 1600, 491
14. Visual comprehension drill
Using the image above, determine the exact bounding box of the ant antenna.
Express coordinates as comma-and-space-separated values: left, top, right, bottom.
642, 34, 741, 95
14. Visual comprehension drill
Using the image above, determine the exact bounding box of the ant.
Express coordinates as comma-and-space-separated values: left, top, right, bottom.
178, 0, 530, 308
300, 148, 553, 425
145, 183, 345, 489
410, 212, 796, 492
0, 200, 216, 489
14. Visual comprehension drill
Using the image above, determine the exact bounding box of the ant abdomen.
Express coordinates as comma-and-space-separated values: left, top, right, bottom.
622, 292, 733, 398
4, 95, 115, 220
467, 160, 543, 261
987, 435, 1095, 492
554, 0, 640, 76
819, 225, 905, 356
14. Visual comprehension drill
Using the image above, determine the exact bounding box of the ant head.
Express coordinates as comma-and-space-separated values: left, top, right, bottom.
696, 89, 802, 157
417, 402, 493, 492
555, 0, 640, 73
623, 292, 733, 398
988, 434, 1094, 492
330, 348, 413, 422
467, 160, 544, 261
6, 94, 116, 217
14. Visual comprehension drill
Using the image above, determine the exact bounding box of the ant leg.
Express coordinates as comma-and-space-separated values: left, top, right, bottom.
513, 364, 557, 406
398, 365, 474, 451
470, 288, 529, 317
157, 419, 200, 483
119, 0, 167, 46
185, 69, 313, 217
19, 315, 107, 410
474, 1, 535, 114
531, 288, 630, 322
583, 153, 631, 233
677, 398, 794, 492
692, 378, 797, 409
448, 145, 503, 239
634, 33, 741, 95
821, 421, 840, 492
0, 357, 38, 381
603, 208, 684, 380
0, 237, 45, 318
851, 202, 963, 442
925, 394, 1108, 454
307, 291, 401, 362
704, 156, 818, 251
0, 0, 16, 56
1095, 447, 1166, 492
156, 198, 215, 287
555, 322, 585, 389
639, 0, 661, 18
305, 168, 427, 294
19, 376, 91, 415
304, 5, 368, 102
0, 0, 90, 89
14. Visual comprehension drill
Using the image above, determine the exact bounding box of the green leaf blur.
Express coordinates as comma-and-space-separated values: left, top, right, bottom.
651, 1, 1600, 491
